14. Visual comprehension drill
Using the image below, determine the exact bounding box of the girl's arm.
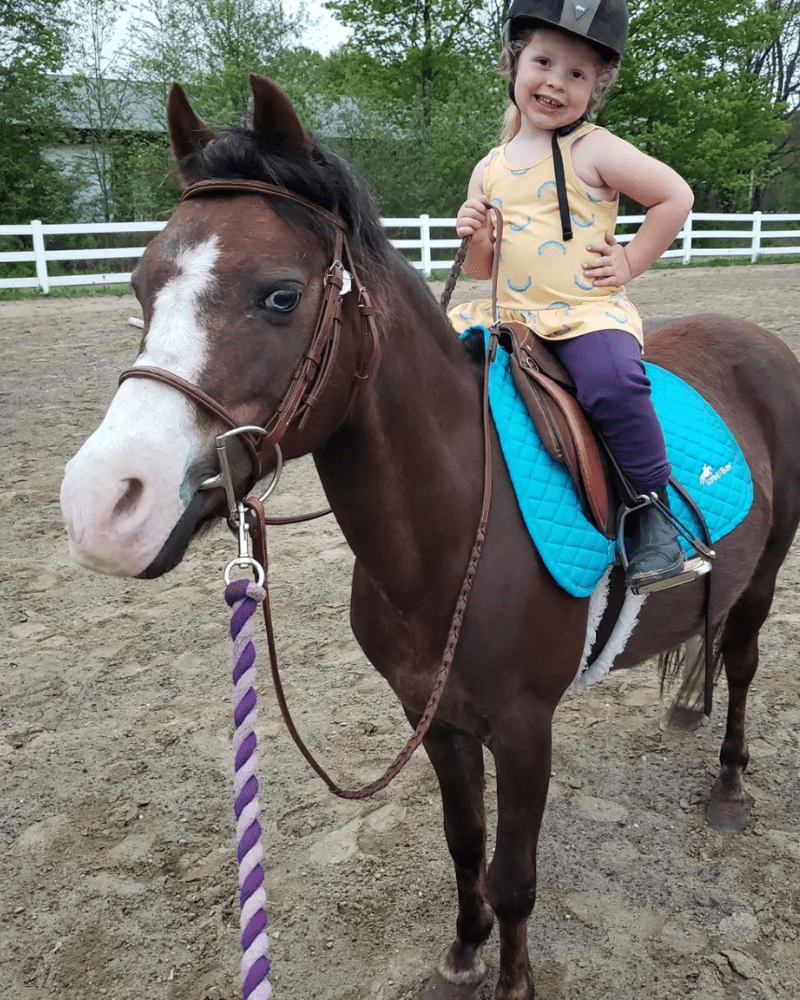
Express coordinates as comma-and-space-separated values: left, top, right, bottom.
574, 131, 694, 287
456, 159, 494, 280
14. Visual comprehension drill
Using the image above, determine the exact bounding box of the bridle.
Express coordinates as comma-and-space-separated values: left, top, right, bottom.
119, 177, 494, 800
119, 178, 381, 503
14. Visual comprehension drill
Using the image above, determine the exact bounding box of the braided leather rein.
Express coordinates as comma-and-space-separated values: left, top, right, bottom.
121, 178, 494, 799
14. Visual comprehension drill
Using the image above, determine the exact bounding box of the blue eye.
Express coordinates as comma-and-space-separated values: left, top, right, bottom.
264, 288, 301, 312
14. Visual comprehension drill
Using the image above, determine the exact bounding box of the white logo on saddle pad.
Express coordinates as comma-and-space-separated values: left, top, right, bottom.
574, 2, 589, 16
699, 462, 732, 487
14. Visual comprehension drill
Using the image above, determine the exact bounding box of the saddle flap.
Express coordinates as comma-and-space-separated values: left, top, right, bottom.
498, 322, 575, 389
497, 322, 615, 539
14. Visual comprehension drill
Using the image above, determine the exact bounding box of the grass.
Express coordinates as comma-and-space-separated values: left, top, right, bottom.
0, 283, 133, 302
1, 253, 799, 301
652, 253, 800, 270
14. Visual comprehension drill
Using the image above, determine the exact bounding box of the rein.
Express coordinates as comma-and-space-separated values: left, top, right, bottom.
124, 178, 495, 799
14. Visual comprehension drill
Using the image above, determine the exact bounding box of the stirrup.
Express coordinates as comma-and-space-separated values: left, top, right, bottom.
629, 555, 713, 595
618, 489, 715, 596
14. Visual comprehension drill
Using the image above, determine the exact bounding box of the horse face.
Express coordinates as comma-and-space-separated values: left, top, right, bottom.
60, 194, 331, 578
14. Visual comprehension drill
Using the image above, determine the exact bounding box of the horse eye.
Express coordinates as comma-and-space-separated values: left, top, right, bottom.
263, 288, 301, 312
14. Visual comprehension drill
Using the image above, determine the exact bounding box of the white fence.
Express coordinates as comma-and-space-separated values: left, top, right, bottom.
2, 211, 800, 293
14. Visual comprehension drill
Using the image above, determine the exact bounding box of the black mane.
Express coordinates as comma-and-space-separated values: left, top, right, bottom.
181, 125, 391, 286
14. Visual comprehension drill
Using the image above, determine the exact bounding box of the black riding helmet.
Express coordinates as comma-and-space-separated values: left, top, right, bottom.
503, 0, 629, 63
502, 0, 629, 241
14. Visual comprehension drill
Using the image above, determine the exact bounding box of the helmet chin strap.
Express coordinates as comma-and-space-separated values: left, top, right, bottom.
552, 122, 584, 242
508, 78, 581, 243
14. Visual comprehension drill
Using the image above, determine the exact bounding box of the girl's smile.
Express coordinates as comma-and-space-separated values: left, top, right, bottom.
514, 28, 601, 133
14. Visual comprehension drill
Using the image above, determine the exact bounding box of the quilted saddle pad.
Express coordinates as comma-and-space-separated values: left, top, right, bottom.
462, 326, 754, 597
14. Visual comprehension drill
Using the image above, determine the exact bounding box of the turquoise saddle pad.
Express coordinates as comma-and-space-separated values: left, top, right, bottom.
463, 326, 753, 597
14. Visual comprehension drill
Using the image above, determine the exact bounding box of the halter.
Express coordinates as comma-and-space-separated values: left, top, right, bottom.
119, 178, 381, 498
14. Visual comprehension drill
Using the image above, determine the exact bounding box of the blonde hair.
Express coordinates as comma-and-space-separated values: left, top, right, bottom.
498, 28, 620, 142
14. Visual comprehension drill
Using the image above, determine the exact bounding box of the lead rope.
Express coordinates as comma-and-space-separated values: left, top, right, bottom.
225, 577, 272, 1000
216, 230, 495, 994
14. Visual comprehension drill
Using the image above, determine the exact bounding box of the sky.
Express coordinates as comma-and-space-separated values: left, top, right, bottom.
63, 0, 351, 73
294, 0, 352, 54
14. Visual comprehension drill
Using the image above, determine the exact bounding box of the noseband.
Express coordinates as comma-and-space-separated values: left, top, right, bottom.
119, 178, 380, 496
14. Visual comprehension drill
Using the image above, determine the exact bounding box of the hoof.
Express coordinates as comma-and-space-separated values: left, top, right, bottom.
707, 777, 753, 832
419, 969, 488, 999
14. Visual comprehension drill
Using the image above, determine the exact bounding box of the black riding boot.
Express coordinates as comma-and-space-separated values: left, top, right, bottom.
625, 487, 685, 591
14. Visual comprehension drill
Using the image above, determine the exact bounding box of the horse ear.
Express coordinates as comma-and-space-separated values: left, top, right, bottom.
167, 83, 217, 178
249, 74, 312, 154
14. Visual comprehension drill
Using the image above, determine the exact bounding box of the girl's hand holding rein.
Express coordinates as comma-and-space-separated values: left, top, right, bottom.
458, 195, 496, 280
456, 197, 493, 238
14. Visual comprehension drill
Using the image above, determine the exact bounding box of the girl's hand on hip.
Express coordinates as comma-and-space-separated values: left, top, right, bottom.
583, 231, 632, 287
456, 198, 492, 238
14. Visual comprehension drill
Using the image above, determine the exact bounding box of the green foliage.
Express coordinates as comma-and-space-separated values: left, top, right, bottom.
131, 0, 309, 126
317, 1, 507, 215
5, 0, 798, 231
110, 135, 180, 220
0, 0, 80, 223
600, 0, 788, 209
324, 0, 505, 117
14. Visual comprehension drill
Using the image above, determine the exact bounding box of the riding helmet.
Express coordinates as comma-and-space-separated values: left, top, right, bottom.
503, 0, 629, 62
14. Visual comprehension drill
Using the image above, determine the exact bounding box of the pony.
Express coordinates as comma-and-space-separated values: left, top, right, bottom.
60, 76, 800, 1000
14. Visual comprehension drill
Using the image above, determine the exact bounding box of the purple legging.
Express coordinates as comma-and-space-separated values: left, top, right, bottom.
549, 329, 671, 493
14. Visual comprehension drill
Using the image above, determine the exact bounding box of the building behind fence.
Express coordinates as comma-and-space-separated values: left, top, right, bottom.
2, 212, 800, 293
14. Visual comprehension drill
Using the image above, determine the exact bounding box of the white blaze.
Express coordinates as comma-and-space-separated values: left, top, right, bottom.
61, 237, 220, 577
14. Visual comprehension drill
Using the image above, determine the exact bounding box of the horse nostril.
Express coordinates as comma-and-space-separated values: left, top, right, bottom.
112, 478, 145, 519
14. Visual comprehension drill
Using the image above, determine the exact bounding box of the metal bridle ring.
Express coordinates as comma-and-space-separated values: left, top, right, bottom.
200, 427, 283, 523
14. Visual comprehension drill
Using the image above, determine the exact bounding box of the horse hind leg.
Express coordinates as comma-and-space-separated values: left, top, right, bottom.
412, 719, 494, 999
708, 565, 781, 832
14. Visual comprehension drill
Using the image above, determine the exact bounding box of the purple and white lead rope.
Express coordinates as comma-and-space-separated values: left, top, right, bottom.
226, 578, 272, 1000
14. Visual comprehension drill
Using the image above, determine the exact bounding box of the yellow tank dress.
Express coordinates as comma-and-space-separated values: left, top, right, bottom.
448, 123, 643, 346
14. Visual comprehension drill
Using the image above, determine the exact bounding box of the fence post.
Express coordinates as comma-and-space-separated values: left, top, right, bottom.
751, 211, 762, 263
420, 214, 432, 278
681, 214, 693, 266
31, 219, 49, 294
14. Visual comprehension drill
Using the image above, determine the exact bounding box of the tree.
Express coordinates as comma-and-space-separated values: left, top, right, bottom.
749, 0, 800, 208
324, 0, 508, 121
131, 0, 310, 126
318, 1, 509, 216
0, 0, 79, 223
600, 0, 788, 209
61, 0, 143, 221
752, 0, 800, 107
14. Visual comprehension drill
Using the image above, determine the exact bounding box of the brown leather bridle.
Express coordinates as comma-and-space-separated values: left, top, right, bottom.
119, 178, 381, 490
118, 177, 494, 800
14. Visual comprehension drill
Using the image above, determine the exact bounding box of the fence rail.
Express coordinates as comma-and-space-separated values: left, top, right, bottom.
2, 212, 800, 292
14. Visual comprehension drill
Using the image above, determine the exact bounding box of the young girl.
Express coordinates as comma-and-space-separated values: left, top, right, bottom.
449, 0, 695, 593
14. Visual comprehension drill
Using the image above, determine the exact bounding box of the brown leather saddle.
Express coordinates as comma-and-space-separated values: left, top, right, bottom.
495, 321, 616, 539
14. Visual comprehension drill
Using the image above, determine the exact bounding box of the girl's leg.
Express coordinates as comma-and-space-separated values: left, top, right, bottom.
550, 329, 684, 589
549, 329, 669, 493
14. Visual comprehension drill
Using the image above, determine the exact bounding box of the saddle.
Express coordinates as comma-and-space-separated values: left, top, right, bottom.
496, 321, 616, 538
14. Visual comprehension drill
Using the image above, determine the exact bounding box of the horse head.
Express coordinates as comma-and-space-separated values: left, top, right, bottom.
60, 76, 386, 579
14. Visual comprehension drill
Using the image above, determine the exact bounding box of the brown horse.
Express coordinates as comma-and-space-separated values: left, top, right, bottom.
60, 76, 800, 1000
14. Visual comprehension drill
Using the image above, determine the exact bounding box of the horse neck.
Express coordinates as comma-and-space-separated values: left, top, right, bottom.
313, 263, 485, 603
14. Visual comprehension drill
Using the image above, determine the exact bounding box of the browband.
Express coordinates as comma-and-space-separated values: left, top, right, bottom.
180, 179, 347, 232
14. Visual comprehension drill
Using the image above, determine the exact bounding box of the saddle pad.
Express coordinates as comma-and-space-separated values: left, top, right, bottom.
462, 326, 753, 597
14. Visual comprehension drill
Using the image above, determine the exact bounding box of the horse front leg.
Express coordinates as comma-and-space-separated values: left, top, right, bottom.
487, 707, 553, 1000
411, 715, 495, 998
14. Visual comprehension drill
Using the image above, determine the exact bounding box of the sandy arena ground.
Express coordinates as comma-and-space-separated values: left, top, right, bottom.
2, 264, 800, 1000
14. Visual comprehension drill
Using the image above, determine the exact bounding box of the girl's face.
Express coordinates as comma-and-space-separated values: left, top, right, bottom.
513, 28, 602, 134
